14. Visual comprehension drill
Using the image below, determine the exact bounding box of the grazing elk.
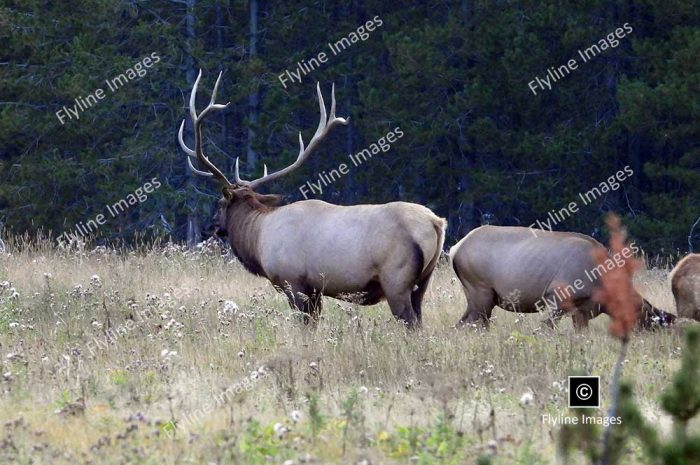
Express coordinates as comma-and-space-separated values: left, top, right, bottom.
670, 253, 700, 321
178, 71, 445, 327
449, 225, 676, 330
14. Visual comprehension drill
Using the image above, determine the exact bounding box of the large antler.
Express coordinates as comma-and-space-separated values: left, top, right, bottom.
235, 82, 349, 190
178, 69, 233, 187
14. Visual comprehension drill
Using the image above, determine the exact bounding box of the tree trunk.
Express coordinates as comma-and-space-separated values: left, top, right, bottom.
343, 0, 359, 204
185, 0, 201, 248
246, 0, 259, 174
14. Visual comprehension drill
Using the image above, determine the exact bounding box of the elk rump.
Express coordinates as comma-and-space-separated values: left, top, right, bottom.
670, 253, 700, 321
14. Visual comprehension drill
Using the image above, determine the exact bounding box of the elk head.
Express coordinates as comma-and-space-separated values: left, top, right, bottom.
178, 70, 349, 239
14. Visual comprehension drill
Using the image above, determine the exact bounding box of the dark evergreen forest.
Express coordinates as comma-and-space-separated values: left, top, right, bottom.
1, 0, 698, 253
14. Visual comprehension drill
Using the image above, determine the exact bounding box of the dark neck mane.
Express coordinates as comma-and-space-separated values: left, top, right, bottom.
225, 189, 281, 277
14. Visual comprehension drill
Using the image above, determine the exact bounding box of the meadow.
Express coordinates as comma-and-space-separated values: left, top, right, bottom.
0, 238, 693, 464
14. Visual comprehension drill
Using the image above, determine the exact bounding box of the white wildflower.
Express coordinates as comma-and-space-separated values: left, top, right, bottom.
70, 284, 84, 298
273, 422, 288, 438
222, 300, 238, 314
90, 275, 102, 288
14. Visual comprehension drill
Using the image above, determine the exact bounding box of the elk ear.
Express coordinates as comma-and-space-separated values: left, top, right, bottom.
255, 193, 283, 206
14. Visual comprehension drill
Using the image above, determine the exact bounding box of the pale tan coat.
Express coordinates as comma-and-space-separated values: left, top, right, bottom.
449, 225, 675, 329
219, 189, 446, 327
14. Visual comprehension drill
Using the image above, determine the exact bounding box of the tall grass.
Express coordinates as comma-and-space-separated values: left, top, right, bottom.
0, 235, 689, 464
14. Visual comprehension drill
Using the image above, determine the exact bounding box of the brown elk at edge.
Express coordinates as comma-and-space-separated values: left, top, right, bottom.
671, 253, 700, 321
178, 70, 445, 327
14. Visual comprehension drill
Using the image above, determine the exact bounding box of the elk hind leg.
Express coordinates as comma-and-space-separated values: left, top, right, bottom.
410, 274, 433, 324
379, 244, 423, 328
385, 293, 419, 328
457, 285, 496, 328
380, 275, 420, 328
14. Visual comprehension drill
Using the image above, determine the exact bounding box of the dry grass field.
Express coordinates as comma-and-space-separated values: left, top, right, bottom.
0, 238, 694, 464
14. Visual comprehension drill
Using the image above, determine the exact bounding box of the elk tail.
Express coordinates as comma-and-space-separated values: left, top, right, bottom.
421, 217, 446, 275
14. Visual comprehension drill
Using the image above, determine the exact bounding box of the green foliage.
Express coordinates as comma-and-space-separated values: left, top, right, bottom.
382, 415, 467, 462
341, 387, 360, 423
559, 407, 606, 463
660, 328, 700, 425
240, 420, 285, 463
307, 392, 325, 440
0, 0, 697, 252
53, 389, 72, 411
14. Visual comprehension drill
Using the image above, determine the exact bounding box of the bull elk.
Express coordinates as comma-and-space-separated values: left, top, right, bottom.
450, 225, 676, 330
178, 70, 445, 327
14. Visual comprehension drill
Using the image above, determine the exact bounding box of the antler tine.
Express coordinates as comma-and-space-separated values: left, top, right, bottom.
329, 82, 337, 120
199, 71, 229, 120
297, 81, 348, 161
189, 70, 202, 122
178, 120, 195, 157
234, 158, 250, 185
179, 69, 233, 186
245, 83, 349, 190
330, 83, 348, 126
179, 120, 213, 178
210, 71, 223, 106
297, 131, 305, 158
187, 157, 214, 177
313, 82, 328, 139
232, 159, 266, 185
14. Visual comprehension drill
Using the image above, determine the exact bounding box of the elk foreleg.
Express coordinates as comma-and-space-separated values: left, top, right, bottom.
281, 283, 323, 326
303, 289, 323, 325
